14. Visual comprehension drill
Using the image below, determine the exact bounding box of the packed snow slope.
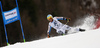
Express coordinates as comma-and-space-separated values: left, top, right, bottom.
2, 16, 100, 48
2, 28, 100, 48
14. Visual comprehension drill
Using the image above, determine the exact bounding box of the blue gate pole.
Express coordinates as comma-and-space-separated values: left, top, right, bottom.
15, 0, 26, 42
0, 1, 9, 45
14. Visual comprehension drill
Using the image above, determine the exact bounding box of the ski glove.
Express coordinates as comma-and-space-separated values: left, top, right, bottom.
47, 32, 50, 38
66, 18, 71, 22
63, 18, 71, 21
47, 35, 50, 38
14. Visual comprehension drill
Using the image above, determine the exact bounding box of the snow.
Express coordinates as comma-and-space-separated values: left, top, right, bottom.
2, 29, 100, 48
2, 16, 100, 48
75, 16, 96, 30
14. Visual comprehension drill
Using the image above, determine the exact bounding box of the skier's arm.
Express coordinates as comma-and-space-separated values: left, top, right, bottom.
47, 25, 52, 38
55, 17, 70, 21
55, 17, 66, 20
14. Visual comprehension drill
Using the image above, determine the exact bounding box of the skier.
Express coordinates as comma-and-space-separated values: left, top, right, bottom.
47, 14, 85, 38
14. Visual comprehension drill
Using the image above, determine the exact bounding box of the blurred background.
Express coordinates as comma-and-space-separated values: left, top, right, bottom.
0, 0, 100, 47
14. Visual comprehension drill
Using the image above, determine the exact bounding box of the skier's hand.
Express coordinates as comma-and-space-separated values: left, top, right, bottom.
47, 34, 50, 38
68, 18, 71, 21
47, 32, 50, 38
66, 18, 71, 22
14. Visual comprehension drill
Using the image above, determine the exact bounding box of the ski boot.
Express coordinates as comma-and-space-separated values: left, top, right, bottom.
79, 28, 85, 32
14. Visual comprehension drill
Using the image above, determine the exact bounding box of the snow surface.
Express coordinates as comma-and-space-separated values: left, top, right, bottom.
2, 16, 100, 48
2, 29, 100, 48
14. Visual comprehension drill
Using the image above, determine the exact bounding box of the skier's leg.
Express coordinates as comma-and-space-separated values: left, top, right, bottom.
68, 28, 85, 34
57, 29, 65, 35
67, 27, 79, 34
57, 31, 64, 35
63, 25, 85, 34
64, 25, 85, 31
62, 25, 71, 30
61, 25, 72, 34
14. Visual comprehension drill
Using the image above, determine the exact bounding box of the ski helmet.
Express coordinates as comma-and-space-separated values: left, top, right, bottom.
47, 14, 53, 20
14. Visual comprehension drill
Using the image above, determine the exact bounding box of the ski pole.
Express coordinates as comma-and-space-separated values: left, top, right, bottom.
65, 18, 70, 25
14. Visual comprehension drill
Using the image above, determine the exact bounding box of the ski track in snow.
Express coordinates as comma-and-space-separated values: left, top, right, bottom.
1, 16, 100, 48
